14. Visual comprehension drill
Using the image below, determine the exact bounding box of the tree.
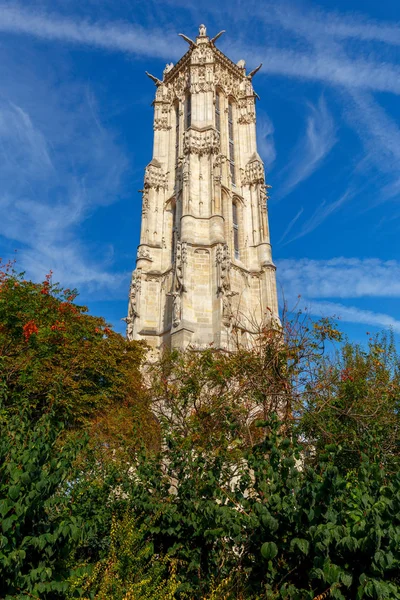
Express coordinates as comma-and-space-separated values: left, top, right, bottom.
0, 260, 156, 453
0, 261, 156, 598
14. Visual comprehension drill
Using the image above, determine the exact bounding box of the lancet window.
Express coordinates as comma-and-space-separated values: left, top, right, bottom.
228, 101, 236, 185
215, 91, 221, 132
171, 201, 176, 263
175, 103, 179, 165
185, 93, 191, 129
233, 200, 239, 259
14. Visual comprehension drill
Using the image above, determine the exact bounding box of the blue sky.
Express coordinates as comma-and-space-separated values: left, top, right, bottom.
0, 0, 400, 343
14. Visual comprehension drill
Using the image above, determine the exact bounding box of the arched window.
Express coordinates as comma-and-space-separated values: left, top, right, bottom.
228, 101, 235, 185
175, 103, 179, 166
215, 91, 220, 132
185, 93, 191, 129
233, 200, 239, 259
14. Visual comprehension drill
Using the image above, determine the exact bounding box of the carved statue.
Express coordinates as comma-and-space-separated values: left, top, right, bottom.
199, 24, 207, 37
175, 241, 187, 292
127, 270, 141, 327
172, 292, 182, 327
163, 63, 174, 76
122, 316, 134, 340
222, 289, 238, 326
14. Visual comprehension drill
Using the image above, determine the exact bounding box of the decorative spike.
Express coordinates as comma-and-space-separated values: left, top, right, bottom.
178, 33, 196, 47
210, 30, 226, 44
145, 71, 162, 86
247, 63, 263, 79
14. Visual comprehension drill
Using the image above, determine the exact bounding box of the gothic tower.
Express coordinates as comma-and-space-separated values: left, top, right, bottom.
126, 25, 279, 351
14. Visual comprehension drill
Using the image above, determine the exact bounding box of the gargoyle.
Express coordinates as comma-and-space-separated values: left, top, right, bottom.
145, 71, 162, 86
178, 33, 196, 47
247, 63, 263, 79
210, 30, 226, 44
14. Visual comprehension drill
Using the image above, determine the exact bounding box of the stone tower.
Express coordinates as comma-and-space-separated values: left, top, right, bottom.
126, 25, 279, 351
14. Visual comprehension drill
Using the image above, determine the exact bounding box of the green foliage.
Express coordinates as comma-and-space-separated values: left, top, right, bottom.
0, 408, 86, 598
302, 329, 400, 470
2, 263, 400, 599
69, 512, 182, 600
75, 413, 400, 599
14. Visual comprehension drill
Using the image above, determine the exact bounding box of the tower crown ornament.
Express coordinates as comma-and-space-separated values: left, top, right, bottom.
126, 25, 278, 351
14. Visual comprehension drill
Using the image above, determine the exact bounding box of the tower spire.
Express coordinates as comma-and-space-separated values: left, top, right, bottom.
126, 26, 278, 352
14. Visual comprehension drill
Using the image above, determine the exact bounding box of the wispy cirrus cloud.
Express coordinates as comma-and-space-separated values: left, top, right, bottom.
277, 256, 400, 333
275, 96, 336, 200
342, 91, 400, 203
0, 3, 180, 59
302, 300, 400, 334
282, 190, 351, 245
278, 257, 400, 299
278, 207, 303, 244
0, 59, 129, 296
1, 3, 400, 98
252, 1, 400, 47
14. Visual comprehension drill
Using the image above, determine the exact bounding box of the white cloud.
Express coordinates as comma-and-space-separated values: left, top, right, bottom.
277, 257, 400, 299
302, 300, 400, 334
0, 4, 180, 59
342, 91, 400, 203
1, 3, 400, 98
276, 97, 336, 200
282, 190, 351, 244
257, 2, 400, 48
278, 207, 303, 244
0, 57, 129, 298
277, 256, 400, 332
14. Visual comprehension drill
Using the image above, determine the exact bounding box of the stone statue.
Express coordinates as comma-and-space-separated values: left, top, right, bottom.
199, 24, 207, 37
172, 292, 182, 327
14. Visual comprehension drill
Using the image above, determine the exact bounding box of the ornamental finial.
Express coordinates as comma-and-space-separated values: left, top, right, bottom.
199, 24, 207, 36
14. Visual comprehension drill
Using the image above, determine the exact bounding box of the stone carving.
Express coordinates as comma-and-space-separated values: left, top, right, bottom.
170, 69, 190, 99
259, 185, 268, 210
175, 241, 187, 292
216, 243, 238, 326
222, 289, 238, 327
154, 116, 170, 130
214, 62, 241, 97
182, 159, 190, 183
190, 64, 215, 93
168, 240, 187, 328
137, 247, 152, 260
141, 189, 149, 215
237, 96, 256, 124
144, 161, 167, 190
191, 45, 214, 67
184, 128, 220, 155
241, 158, 265, 186
124, 269, 141, 339
199, 24, 207, 36
171, 292, 182, 327
216, 242, 230, 295
163, 62, 174, 76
